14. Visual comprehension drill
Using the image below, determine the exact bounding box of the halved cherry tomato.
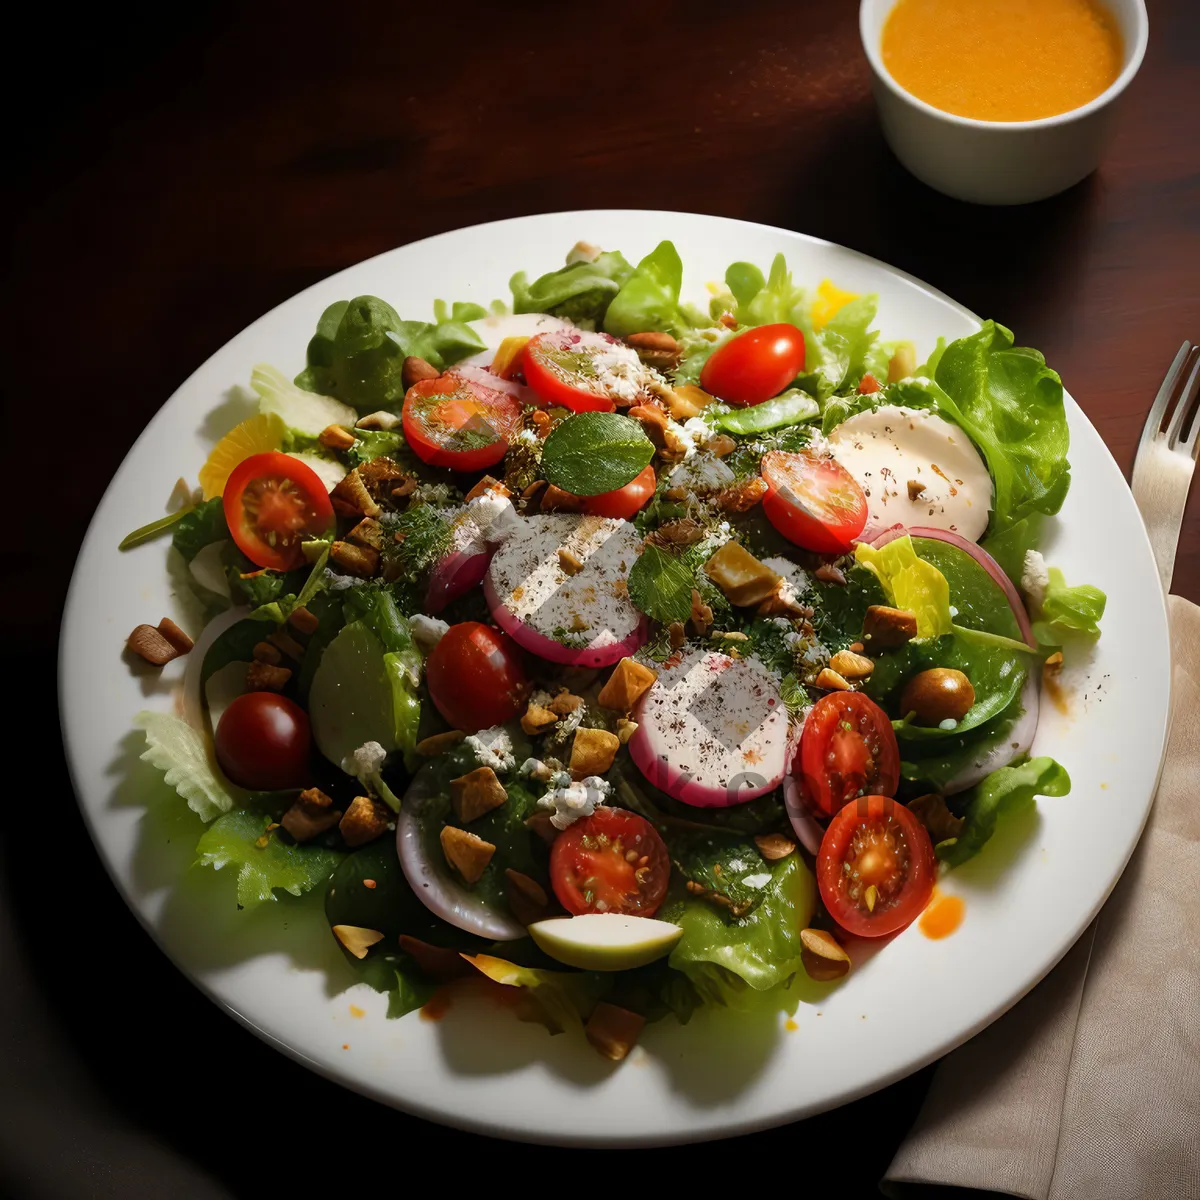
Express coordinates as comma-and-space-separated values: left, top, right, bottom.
425, 622, 529, 733
550, 807, 670, 917
761, 448, 867, 553
699, 323, 806, 407
581, 464, 657, 519
817, 795, 935, 937
215, 692, 312, 790
523, 330, 646, 412
798, 692, 900, 817
858, 372, 882, 394
402, 375, 523, 472
222, 451, 334, 571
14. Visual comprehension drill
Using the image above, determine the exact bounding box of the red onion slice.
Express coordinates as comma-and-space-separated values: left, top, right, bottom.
782, 728, 825, 856
425, 548, 492, 613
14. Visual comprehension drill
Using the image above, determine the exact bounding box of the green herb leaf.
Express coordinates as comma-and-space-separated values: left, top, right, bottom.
627, 544, 694, 625
120, 506, 194, 551
716, 389, 818, 435
540, 412, 654, 497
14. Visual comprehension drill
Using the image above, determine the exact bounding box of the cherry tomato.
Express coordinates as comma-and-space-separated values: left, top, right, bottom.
550, 807, 670, 917
523, 330, 646, 412
761, 448, 867, 553
581, 465, 657, 519
402, 375, 523, 472
214, 692, 312, 791
425, 622, 529, 733
699, 324, 806, 407
817, 795, 935, 937
222, 452, 334, 572
858, 373, 882, 395
798, 692, 900, 817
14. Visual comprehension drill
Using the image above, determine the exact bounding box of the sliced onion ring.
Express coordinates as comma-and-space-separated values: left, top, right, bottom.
782, 728, 825, 855
181, 605, 251, 733
425, 548, 492, 613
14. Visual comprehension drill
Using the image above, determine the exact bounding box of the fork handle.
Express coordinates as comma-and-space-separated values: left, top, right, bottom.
1131, 450, 1194, 594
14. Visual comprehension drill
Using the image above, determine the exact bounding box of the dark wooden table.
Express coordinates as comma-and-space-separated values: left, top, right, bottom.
5, 1, 1198, 1195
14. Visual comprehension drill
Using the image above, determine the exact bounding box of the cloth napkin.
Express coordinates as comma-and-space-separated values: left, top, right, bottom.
882, 594, 1200, 1200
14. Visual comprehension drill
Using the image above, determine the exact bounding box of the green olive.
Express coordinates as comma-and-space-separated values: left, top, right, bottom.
900, 668, 975, 726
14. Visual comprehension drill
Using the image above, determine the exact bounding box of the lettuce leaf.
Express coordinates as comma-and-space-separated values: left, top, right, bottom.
134, 711, 236, 823
603, 241, 684, 337
251, 363, 357, 437
171, 497, 228, 563
510, 250, 633, 327
1032, 567, 1107, 644
461, 955, 610, 1034
195, 808, 343, 909
938, 757, 1071, 867
855, 537, 953, 639
980, 514, 1044, 589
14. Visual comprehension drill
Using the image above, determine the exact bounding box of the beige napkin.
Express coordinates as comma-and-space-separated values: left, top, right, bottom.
883, 594, 1200, 1200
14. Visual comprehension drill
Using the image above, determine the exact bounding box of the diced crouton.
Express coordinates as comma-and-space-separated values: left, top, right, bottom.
288, 605, 319, 635
715, 476, 768, 514
597, 657, 658, 712
358, 455, 408, 498
332, 925, 385, 959
268, 629, 305, 660
347, 517, 385, 551
449, 767, 508, 824
299, 786, 334, 808
330, 540, 380, 578
569, 727, 620, 779
281, 790, 342, 841
318, 424, 357, 451
246, 661, 292, 691
521, 703, 559, 736
703, 541, 782, 607
330, 469, 381, 518
862, 605, 918, 648
416, 730, 466, 756
440, 826, 495, 883
252, 641, 282, 665
549, 690, 584, 716
464, 474, 511, 501
339, 796, 392, 847
585, 1002, 646, 1062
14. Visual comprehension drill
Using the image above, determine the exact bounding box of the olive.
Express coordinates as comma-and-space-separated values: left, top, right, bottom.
900, 668, 975, 726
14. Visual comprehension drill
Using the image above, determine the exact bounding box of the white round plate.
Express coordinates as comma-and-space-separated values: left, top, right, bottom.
60, 211, 1170, 1145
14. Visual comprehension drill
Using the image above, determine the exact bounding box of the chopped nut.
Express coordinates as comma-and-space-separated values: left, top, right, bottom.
627, 403, 669, 440
549, 690, 584, 716
585, 1002, 646, 1062
246, 661, 292, 691
521, 478, 548, 509
624, 330, 681, 370
569, 727, 620, 779
597, 657, 658, 712
330, 540, 380, 578
814, 563, 847, 586
558, 547, 585, 575
330, 469, 381, 519
450, 767, 508, 823
268, 629, 305, 660
668, 620, 687, 650
756, 589, 810, 619
616, 718, 638, 744
862, 604, 918, 648
645, 518, 706, 550
397, 934, 473, 981
528, 409, 553, 439
800, 929, 851, 982
156, 617, 194, 654
505, 868, 551, 925
402, 355, 440, 389
440, 826, 496, 884
907, 479, 926, 501
815, 667, 851, 692
354, 410, 402, 431
281, 791, 342, 841
339, 796, 392, 847
253, 641, 282, 665
754, 833, 796, 861
126, 624, 184, 667
849, 642, 865, 653
520, 702, 559, 736
688, 588, 714, 636
715, 476, 768, 514
707, 433, 737, 458
888, 342, 917, 383
347, 517, 385, 551
332, 925, 385, 960
703, 541, 782, 607
416, 729, 466, 756
288, 605, 320, 635
540, 484, 584, 513
649, 381, 703, 420
907, 793, 966, 844
524, 812, 559, 843
829, 650, 875, 680
390, 477, 418, 501
299, 786, 334, 808
318, 424, 357, 451
464, 474, 511, 501
712, 630, 749, 642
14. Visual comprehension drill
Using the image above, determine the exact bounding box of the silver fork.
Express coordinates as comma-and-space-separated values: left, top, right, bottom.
1131, 341, 1200, 594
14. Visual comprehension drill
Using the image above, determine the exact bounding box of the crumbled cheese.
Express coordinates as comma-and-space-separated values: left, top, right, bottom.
681, 417, 713, 445
410, 614, 449, 654
463, 726, 516, 774
1022, 550, 1050, 609
537, 775, 613, 831
515, 427, 539, 446
797, 636, 830, 666
663, 417, 697, 460
323, 567, 362, 592
762, 556, 810, 604
807, 429, 833, 457
589, 345, 652, 403
668, 454, 735, 495
466, 490, 522, 545
938, 718, 958, 731
341, 741, 388, 782
742, 872, 772, 890
949, 605, 959, 618
412, 482, 455, 505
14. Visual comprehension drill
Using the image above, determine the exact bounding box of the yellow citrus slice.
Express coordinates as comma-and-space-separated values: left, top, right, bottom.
198, 412, 285, 500
811, 279, 860, 331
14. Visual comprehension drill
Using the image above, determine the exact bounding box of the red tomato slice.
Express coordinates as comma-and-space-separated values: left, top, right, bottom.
424, 622, 529, 733
797, 692, 900, 817
523, 330, 648, 412
699, 324, 806, 407
214, 692, 312, 790
817, 795, 935, 937
222, 451, 334, 572
581, 464, 657, 519
761, 449, 867, 553
550, 807, 670, 917
402, 376, 523, 472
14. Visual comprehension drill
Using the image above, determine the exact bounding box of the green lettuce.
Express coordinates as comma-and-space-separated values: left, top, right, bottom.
510, 249, 633, 327
1032, 566, 1107, 644
938, 758, 1071, 867
855, 537, 953, 639
251, 363, 356, 437
171, 497, 228, 562
980, 514, 1044, 589
135, 711, 236, 822
195, 808, 343, 909
603, 240, 684, 337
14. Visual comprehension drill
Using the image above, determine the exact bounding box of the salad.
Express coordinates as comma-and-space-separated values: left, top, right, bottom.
122, 239, 1107, 1063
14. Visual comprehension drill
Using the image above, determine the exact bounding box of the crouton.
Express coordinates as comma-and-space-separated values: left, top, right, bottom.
339, 796, 392, 848
281, 789, 342, 841
347, 517, 385, 551
449, 767, 508, 824
597, 657, 657, 713
569, 727, 620, 780
520, 703, 559, 736
246, 661, 292, 691
330, 469, 380, 518
440, 826, 496, 884
549, 690, 584, 716
287, 605, 320, 635
330, 540, 380, 578
703, 542, 782, 606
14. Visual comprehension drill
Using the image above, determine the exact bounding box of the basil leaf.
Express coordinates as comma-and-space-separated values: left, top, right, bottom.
540, 412, 654, 497
627, 545, 694, 625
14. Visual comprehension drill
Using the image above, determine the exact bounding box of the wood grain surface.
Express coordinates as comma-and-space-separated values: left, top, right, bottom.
4, 1, 1198, 1195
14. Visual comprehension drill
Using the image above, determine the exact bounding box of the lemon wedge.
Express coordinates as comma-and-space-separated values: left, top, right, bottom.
811, 279, 860, 331
198, 412, 285, 500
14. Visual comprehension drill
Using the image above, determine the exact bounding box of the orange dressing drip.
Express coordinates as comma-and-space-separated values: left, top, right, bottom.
1044, 672, 1071, 715
882, 0, 1123, 122
785, 1018, 799, 1032
420, 991, 453, 1021
920, 889, 966, 939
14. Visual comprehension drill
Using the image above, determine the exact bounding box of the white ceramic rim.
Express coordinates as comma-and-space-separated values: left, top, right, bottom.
859, 0, 1149, 132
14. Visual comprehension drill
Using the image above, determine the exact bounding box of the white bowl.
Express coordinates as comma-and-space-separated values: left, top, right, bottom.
859, 0, 1148, 205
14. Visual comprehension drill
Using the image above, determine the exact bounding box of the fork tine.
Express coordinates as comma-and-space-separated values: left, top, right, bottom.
1139, 340, 1192, 460
1165, 348, 1200, 451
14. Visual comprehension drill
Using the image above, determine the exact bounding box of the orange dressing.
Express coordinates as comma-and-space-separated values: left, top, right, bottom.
785, 1018, 799, 1032
420, 990, 453, 1021
882, 0, 1123, 122
920, 889, 966, 939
